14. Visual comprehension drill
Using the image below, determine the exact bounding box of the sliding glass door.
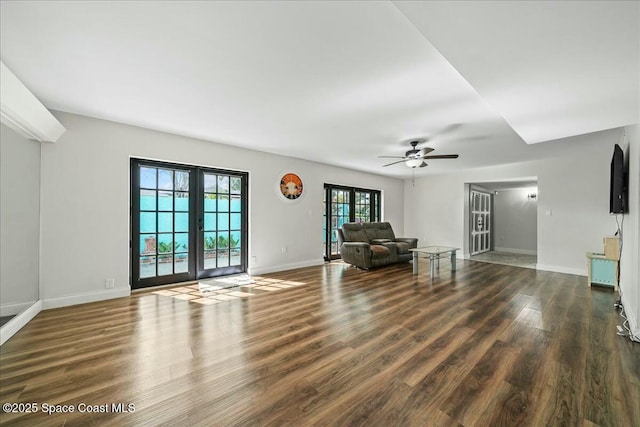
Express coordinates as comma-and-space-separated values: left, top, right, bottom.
131, 159, 248, 289
323, 184, 381, 260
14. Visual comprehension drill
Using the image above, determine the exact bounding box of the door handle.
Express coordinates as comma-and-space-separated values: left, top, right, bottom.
198, 217, 203, 232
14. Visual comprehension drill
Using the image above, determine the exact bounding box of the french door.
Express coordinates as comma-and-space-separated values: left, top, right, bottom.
470, 190, 491, 255
323, 184, 381, 260
131, 159, 248, 289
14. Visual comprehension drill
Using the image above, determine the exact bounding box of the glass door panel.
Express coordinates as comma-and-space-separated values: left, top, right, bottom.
133, 163, 195, 287
470, 190, 491, 255
331, 189, 350, 256
132, 159, 247, 289
229, 177, 243, 266
197, 171, 247, 279
354, 191, 371, 223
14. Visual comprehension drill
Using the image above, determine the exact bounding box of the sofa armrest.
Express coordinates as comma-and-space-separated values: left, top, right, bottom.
340, 242, 371, 255
395, 237, 418, 249
340, 242, 372, 268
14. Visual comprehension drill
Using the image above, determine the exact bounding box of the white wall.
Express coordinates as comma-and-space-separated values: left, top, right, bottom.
0, 124, 40, 316
493, 188, 537, 254
619, 124, 639, 339
39, 112, 404, 307
404, 128, 623, 276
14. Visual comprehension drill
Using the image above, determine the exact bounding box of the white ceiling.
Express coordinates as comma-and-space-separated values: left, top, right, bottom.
395, 1, 640, 144
1, 1, 638, 179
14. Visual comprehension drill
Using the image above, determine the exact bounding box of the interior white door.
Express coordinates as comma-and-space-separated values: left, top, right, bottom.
470, 190, 491, 255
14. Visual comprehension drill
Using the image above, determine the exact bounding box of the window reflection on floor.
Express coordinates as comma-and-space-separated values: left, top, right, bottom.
151, 277, 307, 305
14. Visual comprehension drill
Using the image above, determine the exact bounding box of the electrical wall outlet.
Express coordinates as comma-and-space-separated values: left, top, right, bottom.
105, 278, 115, 289
281, 246, 287, 254
251, 256, 257, 266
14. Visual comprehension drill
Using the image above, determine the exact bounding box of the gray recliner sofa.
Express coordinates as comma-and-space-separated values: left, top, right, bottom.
337, 222, 418, 269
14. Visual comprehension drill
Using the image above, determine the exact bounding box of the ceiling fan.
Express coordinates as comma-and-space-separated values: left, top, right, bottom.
379, 139, 459, 168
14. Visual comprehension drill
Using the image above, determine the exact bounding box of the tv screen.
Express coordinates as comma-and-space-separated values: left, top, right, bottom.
610, 144, 625, 214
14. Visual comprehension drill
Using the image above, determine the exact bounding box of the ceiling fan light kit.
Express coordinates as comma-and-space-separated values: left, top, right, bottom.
405, 158, 423, 168
379, 139, 459, 169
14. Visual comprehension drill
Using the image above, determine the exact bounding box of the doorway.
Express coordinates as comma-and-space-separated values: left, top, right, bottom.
323, 184, 381, 260
131, 159, 248, 289
466, 180, 538, 269
470, 190, 492, 255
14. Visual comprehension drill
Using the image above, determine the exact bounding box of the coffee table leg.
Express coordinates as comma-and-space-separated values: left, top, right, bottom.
451, 250, 457, 271
412, 252, 418, 275
430, 254, 435, 277
437, 254, 440, 270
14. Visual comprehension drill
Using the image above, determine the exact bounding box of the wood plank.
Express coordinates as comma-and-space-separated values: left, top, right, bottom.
1, 260, 638, 426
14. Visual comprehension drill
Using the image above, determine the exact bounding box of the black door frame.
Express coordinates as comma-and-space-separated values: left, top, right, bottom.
323, 184, 381, 261
130, 158, 248, 289
195, 168, 249, 280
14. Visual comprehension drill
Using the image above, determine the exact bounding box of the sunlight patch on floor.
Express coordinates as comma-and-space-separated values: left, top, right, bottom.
151, 277, 307, 304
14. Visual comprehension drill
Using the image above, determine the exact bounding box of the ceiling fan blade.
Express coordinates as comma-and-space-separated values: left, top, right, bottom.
423, 154, 459, 159
378, 155, 407, 159
419, 162, 428, 168
420, 147, 435, 156
382, 159, 407, 167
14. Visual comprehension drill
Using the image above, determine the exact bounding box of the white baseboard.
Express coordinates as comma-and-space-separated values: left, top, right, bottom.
42, 287, 131, 310
621, 294, 640, 341
628, 316, 640, 342
494, 247, 537, 255
248, 259, 324, 276
0, 301, 35, 317
536, 264, 586, 276
1, 300, 42, 346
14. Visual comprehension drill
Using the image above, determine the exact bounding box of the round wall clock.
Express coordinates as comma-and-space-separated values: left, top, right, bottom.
279, 173, 303, 200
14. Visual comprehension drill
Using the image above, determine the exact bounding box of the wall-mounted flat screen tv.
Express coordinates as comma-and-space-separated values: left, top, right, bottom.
610, 144, 626, 214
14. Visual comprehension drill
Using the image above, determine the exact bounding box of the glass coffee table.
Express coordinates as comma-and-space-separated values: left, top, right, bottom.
409, 246, 460, 277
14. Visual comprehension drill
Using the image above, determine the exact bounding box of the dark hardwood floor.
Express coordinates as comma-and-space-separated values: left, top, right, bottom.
1, 259, 638, 426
